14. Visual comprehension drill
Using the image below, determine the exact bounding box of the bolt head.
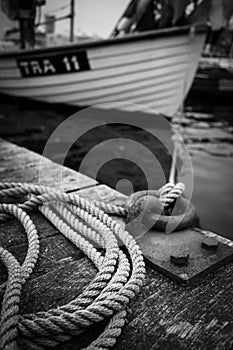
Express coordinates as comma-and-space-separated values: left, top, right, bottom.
170, 248, 189, 267
179, 273, 189, 281
202, 237, 219, 251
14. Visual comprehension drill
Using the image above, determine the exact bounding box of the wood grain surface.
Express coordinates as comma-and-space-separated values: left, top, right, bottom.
0, 138, 97, 191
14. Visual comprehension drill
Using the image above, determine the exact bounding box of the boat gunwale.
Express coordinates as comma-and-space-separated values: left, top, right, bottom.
0, 38, 190, 66
0, 24, 207, 59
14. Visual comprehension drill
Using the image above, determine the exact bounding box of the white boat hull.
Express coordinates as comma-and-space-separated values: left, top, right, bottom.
0, 26, 206, 116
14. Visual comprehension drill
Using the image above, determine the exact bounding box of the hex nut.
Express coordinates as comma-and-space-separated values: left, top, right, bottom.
201, 237, 219, 251
170, 249, 190, 267
179, 273, 189, 281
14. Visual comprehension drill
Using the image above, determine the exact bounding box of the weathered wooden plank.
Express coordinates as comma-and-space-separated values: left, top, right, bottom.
20, 258, 96, 314
0, 138, 97, 191
0, 234, 85, 285
75, 184, 126, 205
51, 264, 233, 350
0, 213, 60, 248
18, 257, 107, 350
114, 264, 233, 350
0, 212, 85, 286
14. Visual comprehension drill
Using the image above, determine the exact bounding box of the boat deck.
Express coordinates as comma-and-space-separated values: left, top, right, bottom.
0, 138, 233, 350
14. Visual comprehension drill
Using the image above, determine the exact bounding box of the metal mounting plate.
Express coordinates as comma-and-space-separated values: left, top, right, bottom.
134, 226, 233, 285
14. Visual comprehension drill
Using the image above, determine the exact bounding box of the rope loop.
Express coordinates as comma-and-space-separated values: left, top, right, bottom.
124, 182, 197, 233
159, 182, 185, 207
0, 182, 145, 350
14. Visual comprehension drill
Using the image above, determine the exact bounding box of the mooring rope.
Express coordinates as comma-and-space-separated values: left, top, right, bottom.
0, 181, 183, 350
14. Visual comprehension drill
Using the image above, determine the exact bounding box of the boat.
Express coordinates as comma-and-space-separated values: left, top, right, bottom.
190, 28, 233, 100
0, 25, 207, 115
191, 56, 233, 99
0, 1, 210, 115
190, 1, 233, 99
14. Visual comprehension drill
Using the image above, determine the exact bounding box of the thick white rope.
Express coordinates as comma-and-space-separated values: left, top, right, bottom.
0, 182, 146, 350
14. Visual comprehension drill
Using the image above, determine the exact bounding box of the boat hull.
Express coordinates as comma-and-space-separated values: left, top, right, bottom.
0, 26, 206, 116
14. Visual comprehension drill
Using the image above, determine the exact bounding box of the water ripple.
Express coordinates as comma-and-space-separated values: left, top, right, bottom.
173, 108, 233, 158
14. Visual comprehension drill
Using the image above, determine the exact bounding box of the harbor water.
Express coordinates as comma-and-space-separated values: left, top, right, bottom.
0, 94, 232, 239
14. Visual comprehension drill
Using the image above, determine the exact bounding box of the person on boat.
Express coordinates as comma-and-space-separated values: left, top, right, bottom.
114, 0, 172, 35
113, 0, 190, 36
204, 0, 233, 56
113, 0, 233, 38
18, 0, 37, 48
1, 0, 45, 49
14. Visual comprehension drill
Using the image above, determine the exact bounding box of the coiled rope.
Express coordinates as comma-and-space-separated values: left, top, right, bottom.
0, 181, 183, 350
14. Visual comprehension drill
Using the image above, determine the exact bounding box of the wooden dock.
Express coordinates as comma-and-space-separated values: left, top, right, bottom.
0, 138, 233, 350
